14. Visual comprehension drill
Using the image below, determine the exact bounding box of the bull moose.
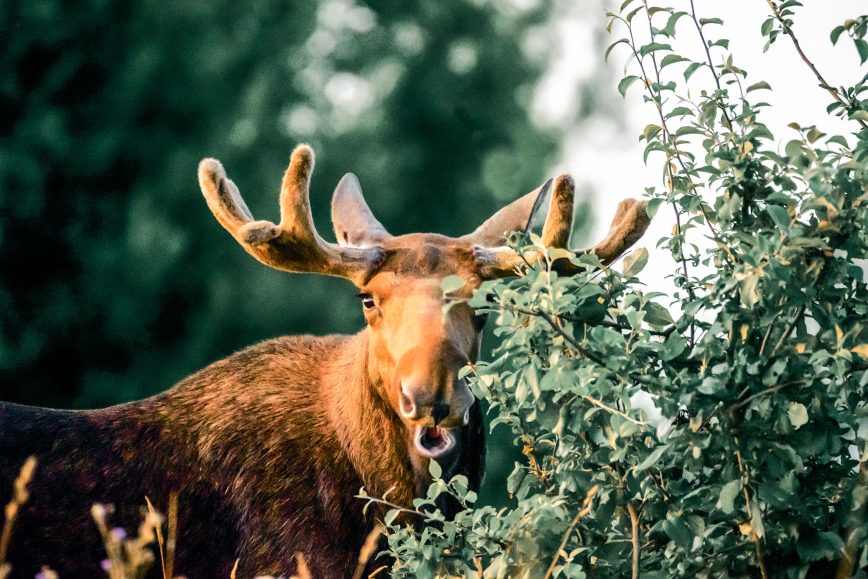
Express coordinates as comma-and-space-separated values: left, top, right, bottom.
0, 144, 649, 576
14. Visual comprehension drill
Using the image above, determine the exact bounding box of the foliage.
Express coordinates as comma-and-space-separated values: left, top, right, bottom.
373, 2, 868, 577
0, 0, 558, 408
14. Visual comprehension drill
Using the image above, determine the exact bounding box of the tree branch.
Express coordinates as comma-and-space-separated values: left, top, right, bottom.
764, 0, 868, 129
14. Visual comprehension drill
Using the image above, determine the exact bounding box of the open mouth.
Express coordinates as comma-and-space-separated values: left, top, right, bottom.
413, 424, 456, 458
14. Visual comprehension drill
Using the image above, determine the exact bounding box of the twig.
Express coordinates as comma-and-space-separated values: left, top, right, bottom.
688, 0, 734, 130
474, 556, 484, 578
577, 318, 676, 337
583, 396, 646, 426
734, 438, 769, 579
836, 462, 867, 579
521, 435, 554, 489
542, 486, 599, 579
504, 303, 657, 387
627, 503, 641, 579
731, 380, 805, 411
768, 304, 806, 358
764, 0, 868, 129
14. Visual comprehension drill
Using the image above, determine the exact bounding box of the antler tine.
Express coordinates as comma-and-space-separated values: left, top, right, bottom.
474, 174, 651, 278
473, 175, 576, 278
199, 145, 384, 285
541, 174, 575, 248
548, 197, 650, 276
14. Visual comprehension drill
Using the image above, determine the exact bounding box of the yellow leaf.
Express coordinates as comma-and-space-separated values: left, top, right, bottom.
835, 325, 843, 344
597, 296, 605, 304
851, 344, 868, 359
795, 343, 806, 354
739, 522, 753, 537
546, 247, 573, 262
740, 325, 748, 341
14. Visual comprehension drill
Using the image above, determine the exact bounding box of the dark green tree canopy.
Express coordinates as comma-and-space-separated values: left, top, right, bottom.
0, 0, 558, 407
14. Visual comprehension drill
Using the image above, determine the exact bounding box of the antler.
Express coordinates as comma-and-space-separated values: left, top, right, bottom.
198, 145, 384, 285
474, 174, 651, 278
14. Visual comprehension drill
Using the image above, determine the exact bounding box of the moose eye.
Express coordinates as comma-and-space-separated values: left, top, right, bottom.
359, 293, 375, 310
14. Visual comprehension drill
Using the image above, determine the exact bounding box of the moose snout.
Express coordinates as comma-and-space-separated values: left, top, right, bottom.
398, 381, 473, 428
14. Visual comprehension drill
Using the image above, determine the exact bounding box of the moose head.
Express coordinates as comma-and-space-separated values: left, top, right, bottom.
198, 144, 650, 472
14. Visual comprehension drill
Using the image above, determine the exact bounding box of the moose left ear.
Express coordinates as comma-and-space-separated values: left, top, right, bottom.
331, 173, 393, 247
459, 179, 552, 247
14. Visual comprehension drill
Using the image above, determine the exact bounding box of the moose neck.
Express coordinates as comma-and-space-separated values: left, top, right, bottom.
323, 331, 418, 508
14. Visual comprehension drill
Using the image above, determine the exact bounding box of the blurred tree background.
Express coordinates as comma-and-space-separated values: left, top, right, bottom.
0, 0, 606, 503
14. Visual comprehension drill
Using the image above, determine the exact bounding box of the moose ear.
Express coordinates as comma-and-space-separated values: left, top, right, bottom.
459, 179, 552, 247
331, 173, 392, 247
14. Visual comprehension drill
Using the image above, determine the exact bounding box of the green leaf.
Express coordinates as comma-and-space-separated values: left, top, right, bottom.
830, 25, 845, 45
662, 332, 687, 361
684, 62, 703, 81
429, 458, 442, 479
642, 124, 663, 141
660, 54, 687, 68
856, 38, 868, 63
662, 516, 694, 550
699, 17, 723, 26
788, 402, 808, 429
646, 198, 664, 218
746, 81, 772, 93
618, 75, 641, 97
441, 275, 466, 294
635, 444, 668, 472
639, 42, 672, 57
761, 17, 775, 37
766, 205, 792, 230
717, 480, 741, 514
622, 247, 648, 277
605, 38, 629, 62
666, 106, 693, 118
384, 509, 400, 526
643, 302, 673, 326
661, 11, 688, 37
797, 531, 844, 562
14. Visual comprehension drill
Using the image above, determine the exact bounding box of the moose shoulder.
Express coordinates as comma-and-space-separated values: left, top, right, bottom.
0, 144, 650, 577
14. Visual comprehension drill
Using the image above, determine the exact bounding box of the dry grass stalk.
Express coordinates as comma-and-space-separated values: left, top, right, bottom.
291, 552, 312, 579
0, 456, 37, 579
352, 523, 384, 579
145, 492, 179, 579
92, 502, 160, 579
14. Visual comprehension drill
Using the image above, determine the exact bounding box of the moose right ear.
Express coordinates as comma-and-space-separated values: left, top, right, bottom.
331, 173, 393, 248
459, 179, 552, 247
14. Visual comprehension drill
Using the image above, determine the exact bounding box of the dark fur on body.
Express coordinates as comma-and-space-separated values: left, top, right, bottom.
0, 333, 485, 577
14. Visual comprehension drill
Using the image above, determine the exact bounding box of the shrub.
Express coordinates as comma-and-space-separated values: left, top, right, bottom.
367, 2, 868, 577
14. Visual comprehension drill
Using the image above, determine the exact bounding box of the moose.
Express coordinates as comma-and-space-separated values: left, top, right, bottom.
0, 144, 649, 577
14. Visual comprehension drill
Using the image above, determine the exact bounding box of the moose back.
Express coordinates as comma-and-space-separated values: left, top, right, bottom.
0, 144, 649, 577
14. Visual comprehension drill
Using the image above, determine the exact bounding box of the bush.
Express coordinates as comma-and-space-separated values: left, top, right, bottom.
365, 2, 868, 577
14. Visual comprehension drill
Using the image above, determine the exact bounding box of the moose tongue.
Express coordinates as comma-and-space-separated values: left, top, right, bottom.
415, 424, 455, 458
420, 425, 445, 449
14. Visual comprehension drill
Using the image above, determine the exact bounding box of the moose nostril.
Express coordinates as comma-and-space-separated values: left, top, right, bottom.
399, 385, 417, 419
431, 402, 450, 424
